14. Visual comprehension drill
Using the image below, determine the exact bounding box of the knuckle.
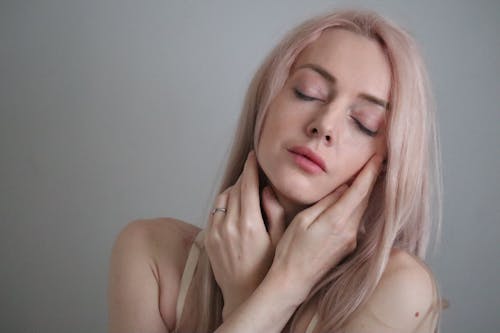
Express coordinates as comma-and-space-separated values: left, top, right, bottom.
325, 214, 344, 232
221, 223, 237, 238
347, 239, 357, 251
294, 212, 306, 224
297, 216, 310, 230
240, 218, 257, 234
344, 231, 358, 250
344, 225, 357, 238
327, 211, 342, 223
329, 223, 343, 235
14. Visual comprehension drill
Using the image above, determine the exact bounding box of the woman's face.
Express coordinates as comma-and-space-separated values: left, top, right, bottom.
257, 29, 390, 210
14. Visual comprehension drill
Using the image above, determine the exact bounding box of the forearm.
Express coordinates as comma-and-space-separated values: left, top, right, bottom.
215, 269, 307, 333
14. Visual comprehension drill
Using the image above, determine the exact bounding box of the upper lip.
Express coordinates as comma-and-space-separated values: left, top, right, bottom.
288, 145, 327, 172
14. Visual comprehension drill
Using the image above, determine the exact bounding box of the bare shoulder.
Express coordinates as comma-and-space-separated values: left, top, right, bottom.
125, 217, 201, 259
342, 249, 439, 333
114, 217, 201, 276
372, 249, 438, 324
108, 217, 201, 332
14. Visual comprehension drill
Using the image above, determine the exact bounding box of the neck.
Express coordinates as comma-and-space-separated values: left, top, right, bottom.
269, 183, 309, 227
259, 168, 309, 227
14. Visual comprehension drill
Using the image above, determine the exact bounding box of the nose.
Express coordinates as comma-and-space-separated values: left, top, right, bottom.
306, 107, 340, 146
307, 125, 332, 144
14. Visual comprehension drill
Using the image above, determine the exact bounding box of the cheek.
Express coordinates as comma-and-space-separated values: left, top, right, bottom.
335, 137, 386, 183
351, 129, 387, 157
260, 100, 299, 143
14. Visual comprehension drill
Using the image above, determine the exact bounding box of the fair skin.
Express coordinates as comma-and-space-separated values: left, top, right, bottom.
108, 29, 437, 333
209, 27, 390, 322
257, 28, 388, 222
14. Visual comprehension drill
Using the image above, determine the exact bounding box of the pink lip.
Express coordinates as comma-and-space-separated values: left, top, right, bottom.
287, 146, 327, 172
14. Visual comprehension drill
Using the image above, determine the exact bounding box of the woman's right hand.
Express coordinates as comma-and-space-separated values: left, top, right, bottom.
204, 150, 286, 318
268, 154, 383, 300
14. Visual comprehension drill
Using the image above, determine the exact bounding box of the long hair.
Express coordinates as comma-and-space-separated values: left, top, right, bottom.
175, 9, 443, 332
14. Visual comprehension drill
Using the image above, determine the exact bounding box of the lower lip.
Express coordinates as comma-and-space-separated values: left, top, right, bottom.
289, 151, 324, 174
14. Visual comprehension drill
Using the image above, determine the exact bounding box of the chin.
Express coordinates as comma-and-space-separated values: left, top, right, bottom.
258, 154, 338, 206
271, 176, 327, 206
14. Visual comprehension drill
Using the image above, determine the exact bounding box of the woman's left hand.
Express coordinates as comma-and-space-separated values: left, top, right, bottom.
204, 150, 286, 319
268, 154, 383, 300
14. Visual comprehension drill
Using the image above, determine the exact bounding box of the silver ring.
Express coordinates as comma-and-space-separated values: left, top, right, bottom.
211, 207, 227, 215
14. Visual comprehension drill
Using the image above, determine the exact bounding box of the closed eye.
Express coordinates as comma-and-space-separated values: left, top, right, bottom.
351, 117, 378, 137
294, 88, 317, 102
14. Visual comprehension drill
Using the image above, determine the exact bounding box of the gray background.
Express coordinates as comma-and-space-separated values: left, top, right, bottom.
1, 0, 499, 332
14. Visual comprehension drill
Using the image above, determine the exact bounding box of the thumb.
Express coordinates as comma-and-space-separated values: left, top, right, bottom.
261, 186, 285, 247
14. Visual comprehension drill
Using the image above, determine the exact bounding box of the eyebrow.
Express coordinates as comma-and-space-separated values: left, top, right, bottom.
358, 93, 389, 110
295, 63, 389, 110
297, 63, 336, 84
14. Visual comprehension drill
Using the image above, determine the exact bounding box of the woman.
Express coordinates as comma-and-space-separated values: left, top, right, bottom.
108, 9, 443, 333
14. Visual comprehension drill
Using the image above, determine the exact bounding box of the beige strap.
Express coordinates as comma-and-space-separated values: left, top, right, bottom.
175, 231, 204, 325
305, 313, 319, 333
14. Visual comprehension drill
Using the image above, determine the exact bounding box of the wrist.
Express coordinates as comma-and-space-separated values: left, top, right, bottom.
215, 269, 306, 332
222, 290, 252, 321
264, 265, 309, 306
222, 300, 240, 321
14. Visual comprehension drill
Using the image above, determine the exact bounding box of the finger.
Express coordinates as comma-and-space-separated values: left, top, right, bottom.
224, 173, 241, 231
337, 154, 382, 209
261, 186, 285, 247
208, 186, 231, 231
240, 150, 262, 221
318, 154, 383, 229
295, 184, 349, 227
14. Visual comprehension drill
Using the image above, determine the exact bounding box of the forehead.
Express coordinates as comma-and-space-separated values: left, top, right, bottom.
291, 29, 391, 101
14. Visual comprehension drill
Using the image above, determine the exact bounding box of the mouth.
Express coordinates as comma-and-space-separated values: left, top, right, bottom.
287, 146, 326, 173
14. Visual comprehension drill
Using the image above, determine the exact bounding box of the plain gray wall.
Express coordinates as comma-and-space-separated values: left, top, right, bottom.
1, 0, 499, 332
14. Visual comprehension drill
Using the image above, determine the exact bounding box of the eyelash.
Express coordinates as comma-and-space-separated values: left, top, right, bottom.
294, 88, 378, 137
351, 117, 378, 137
294, 88, 317, 101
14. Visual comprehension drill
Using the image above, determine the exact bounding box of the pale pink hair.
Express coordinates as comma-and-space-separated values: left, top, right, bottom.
175, 8, 443, 333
